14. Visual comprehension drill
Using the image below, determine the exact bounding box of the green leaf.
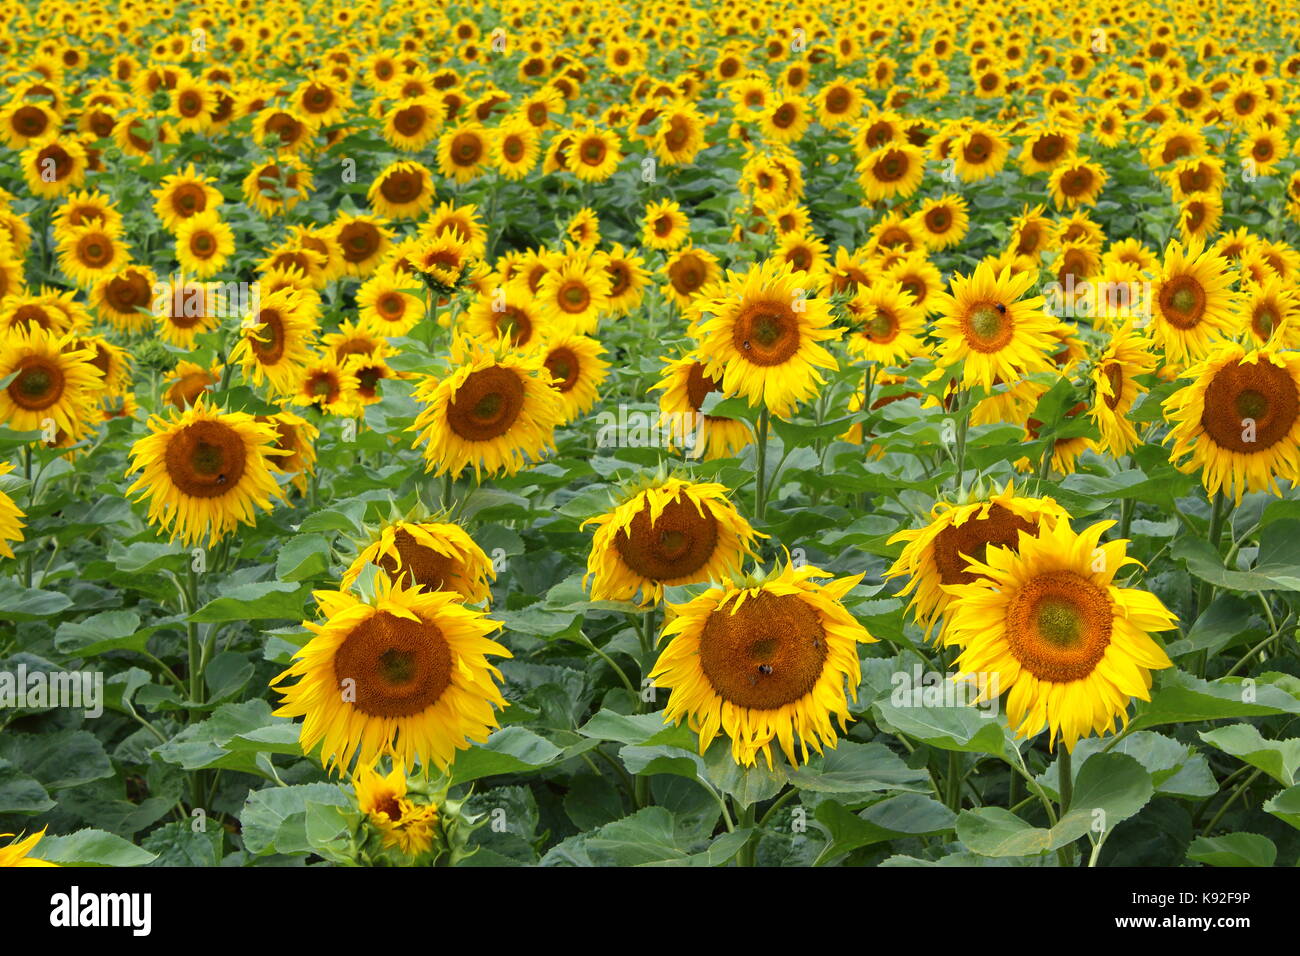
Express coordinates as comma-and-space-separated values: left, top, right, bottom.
275, 534, 331, 582
1263, 785, 1300, 830
0, 763, 55, 814
190, 580, 308, 622
814, 794, 956, 864
0, 579, 72, 620
1127, 670, 1300, 732
787, 741, 931, 794
874, 698, 1007, 755
449, 727, 565, 785
1199, 724, 1300, 786
959, 752, 1152, 857
54, 610, 153, 656
31, 828, 158, 867
1174, 519, 1300, 592
1186, 833, 1277, 867
240, 783, 352, 857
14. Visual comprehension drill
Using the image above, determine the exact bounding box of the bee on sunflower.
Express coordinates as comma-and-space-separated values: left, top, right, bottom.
932, 260, 1059, 391
650, 557, 875, 769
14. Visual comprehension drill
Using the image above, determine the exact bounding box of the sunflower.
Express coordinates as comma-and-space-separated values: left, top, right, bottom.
885, 252, 944, 315
583, 477, 761, 606
0, 461, 26, 559
241, 159, 313, 218
229, 288, 318, 395
774, 230, 830, 278
352, 763, 439, 857
163, 360, 221, 410
174, 210, 234, 279
56, 222, 128, 287
22, 136, 87, 198
421, 201, 488, 261
650, 559, 874, 769
857, 142, 926, 202
564, 208, 600, 250
492, 121, 540, 179
540, 331, 609, 422
886, 481, 1067, 641
569, 127, 622, 182
760, 94, 811, 143
89, 265, 156, 333
814, 80, 864, 127
847, 280, 926, 366
258, 408, 318, 495
153, 278, 221, 349
1149, 238, 1236, 366
293, 357, 361, 417
0, 829, 57, 867
642, 199, 691, 251
932, 260, 1058, 391
1048, 157, 1108, 210
1164, 342, 1300, 504
54, 191, 123, 236
345, 353, 395, 406
653, 354, 753, 460
535, 256, 610, 334
693, 257, 841, 418
0, 326, 102, 438
942, 519, 1176, 753
368, 160, 434, 220
1018, 124, 1078, 174
1239, 274, 1299, 347
437, 122, 491, 184
1007, 203, 1059, 261
0, 99, 59, 148
76, 334, 132, 396
342, 520, 494, 603
383, 97, 443, 152
409, 337, 563, 479
271, 571, 510, 773
331, 213, 393, 278
1090, 323, 1156, 458
125, 398, 285, 547
951, 123, 1009, 182
595, 243, 650, 316
662, 246, 722, 310
653, 104, 707, 165
910, 194, 969, 251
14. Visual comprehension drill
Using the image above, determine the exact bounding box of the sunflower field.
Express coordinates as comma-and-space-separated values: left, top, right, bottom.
1, 0, 1300, 881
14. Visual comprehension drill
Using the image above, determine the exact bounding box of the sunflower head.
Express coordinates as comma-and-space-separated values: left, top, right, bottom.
583, 476, 764, 606
941, 519, 1176, 752
651, 558, 876, 768
271, 570, 511, 774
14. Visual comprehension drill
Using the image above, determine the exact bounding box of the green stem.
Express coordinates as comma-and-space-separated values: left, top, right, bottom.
1054, 746, 1076, 867
1201, 768, 1262, 837
736, 801, 758, 867
754, 407, 770, 521
1058, 746, 1073, 815
946, 751, 963, 811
